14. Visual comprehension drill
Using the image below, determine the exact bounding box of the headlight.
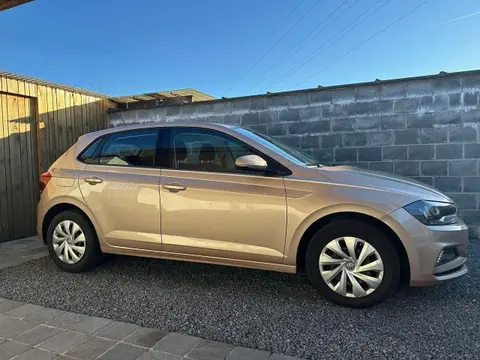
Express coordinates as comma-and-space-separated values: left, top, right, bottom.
404, 200, 458, 225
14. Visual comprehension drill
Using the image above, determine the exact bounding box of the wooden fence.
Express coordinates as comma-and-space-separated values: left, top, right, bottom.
0, 73, 112, 242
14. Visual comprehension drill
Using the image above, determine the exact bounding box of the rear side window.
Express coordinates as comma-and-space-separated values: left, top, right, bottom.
78, 137, 104, 164
79, 129, 159, 168
98, 130, 158, 167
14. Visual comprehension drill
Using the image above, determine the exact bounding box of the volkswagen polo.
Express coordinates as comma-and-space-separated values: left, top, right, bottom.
37, 123, 468, 307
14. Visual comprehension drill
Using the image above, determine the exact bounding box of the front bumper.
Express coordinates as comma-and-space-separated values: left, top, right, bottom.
383, 208, 468, 287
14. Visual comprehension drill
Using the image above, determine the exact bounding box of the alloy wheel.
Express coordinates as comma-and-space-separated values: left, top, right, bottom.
52, 220, 86, 264
319, 237, 384, 298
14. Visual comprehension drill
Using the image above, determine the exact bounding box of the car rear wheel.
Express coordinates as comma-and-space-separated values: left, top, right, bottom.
306, 219, 400, 308
46, 210, 103, 272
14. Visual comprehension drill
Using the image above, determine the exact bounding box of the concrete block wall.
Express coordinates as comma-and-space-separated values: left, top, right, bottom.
110, 71, 480, 239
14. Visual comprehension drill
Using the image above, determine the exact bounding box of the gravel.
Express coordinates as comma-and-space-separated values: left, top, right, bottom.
0, 242, 478, 360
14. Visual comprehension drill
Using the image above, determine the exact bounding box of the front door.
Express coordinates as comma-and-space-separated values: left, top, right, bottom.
78, 128, 162, 250
160, 127, 287, 264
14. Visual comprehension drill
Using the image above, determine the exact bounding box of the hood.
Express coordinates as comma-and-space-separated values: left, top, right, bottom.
317, 165, 452, 203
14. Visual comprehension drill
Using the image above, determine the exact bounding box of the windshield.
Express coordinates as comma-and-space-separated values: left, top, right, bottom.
234, 127, 319, 166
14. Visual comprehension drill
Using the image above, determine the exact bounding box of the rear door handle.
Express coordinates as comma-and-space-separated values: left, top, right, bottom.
84, 176, 103, 185
163, 182, 187, 192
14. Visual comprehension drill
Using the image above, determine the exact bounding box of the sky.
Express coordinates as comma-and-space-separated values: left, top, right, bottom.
0, 0, 479, 99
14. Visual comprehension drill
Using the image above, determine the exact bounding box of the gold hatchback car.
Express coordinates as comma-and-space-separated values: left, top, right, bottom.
37, 123, 468, 307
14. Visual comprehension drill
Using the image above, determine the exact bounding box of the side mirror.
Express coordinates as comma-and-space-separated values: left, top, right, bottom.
235, 154, 268, 171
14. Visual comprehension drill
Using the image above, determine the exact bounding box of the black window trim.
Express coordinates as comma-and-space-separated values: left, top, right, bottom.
163, 127, 292, 177
77, 128, 165, 170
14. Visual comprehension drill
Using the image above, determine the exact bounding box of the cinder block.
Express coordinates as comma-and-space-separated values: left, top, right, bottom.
258, 111, 278, 125
435, 177, 462, 192
267, 95, 289, 110
309, 120, 330, 133
313, 149, 334, 163
355, 86, 380, 101
395, 129, 419, 145
250, 97, 266, 111
268, 123, 287, 136
433, 111, 461, 125
421, 161, 448, 176
241, 113, 259, 126
358, 147, 382, 161
383, 145, 408, 160
331, 88, 355, 104
465, 144, 480, 159
462, 109, 480, 123
433, 77, 462, 94
449, 160, 478, 176
369, 161, 393, 173
380, 115, 405, 129
321, 134, 343, 148
370, 100, 394, 114
406, 80, 433, 96
395, 161, 420, 176
464, 177, 480, 192
419, 128, 448, 144
460, 210, 480, 226
332, 118, 354, 131
356, 116, 379, 130
367, 131, 393, 146
406, 113, 435, 129
394, 98, 420, 113
289, 93, 309, 108
231, 99, 250, 113
449, 127, 477, 143
408, 145, 434, 160
345, 133, 367, 147
463, 92, 478, 107
380, 83, 406, 99
411, 176, 434, 186
278, 108, 300, 122
448, 193, 477, 209
300, 106, 322, 121
223, 114, 241, 125
310, 91, 332, 105
449, 93, 461, 107
300, 135, 320, 149
436, 144, 463, 159
335, 148, 357, 162
463, 74, 480, 90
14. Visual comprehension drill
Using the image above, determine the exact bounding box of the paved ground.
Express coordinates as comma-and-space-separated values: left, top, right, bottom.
0, 237, 478, 359
0, 298, 299, 360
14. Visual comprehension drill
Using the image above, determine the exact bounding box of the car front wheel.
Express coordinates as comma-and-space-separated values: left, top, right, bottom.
306, 219, 400, 308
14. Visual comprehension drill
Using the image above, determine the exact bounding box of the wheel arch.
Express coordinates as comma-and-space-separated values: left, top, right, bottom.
295, 212, 410, 285
41, 199, 102, 245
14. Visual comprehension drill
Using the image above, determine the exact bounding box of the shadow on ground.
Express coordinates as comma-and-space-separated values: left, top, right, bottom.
0, 242, 478, 360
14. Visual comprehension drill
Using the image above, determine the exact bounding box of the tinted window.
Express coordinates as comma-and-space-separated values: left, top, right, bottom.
96, 129, 158, 167
169, 128, 257, 173
78, 137, 104, 164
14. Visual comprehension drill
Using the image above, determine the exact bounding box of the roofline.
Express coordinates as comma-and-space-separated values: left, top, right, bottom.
110, 68, 480, 113
0, 70, 111, 99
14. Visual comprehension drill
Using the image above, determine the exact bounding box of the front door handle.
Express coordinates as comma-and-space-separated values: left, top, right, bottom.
163, 182, 187, 192
84, 176, 103, 185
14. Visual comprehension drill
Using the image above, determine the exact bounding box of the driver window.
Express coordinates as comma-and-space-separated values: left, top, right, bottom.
97, 129, 158, 167
170, 128, 256, 173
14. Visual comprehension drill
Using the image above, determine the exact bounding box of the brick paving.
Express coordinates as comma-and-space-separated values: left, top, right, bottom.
0, 238, 304, 360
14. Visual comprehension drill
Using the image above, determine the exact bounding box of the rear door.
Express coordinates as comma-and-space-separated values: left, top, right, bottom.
78, 128, 163, 251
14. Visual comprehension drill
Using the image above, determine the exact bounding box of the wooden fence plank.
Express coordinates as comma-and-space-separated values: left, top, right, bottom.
0, 83, 11, 241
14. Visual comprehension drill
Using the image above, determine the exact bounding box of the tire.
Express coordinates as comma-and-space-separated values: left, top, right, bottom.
46, 210, 103, 273
305, 219, 400, 308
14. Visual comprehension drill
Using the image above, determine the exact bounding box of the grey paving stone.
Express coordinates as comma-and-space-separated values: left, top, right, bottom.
124, 328, 168, 348
269, 354, 304, 360
64, 336, 115, 360
47, 312, 112, 335
227, 347, 270, 360
99, 343, 148, 360
23, 308, 65, 324
94, 321, 140, 341
153, 333, 200, 356
0, 315, 37, 338
36, 330, 87, 354
0, 340, 30, 360
15, 348, 57, 360
13, 325, 62, 346
138, 350, 182, 360
0, 299, 24, 314
3, 304, 43, 319
188, 340, 234, 360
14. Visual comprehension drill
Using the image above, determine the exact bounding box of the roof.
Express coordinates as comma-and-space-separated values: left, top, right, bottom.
0, 0, 33, 11
110, 89, 215, 104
